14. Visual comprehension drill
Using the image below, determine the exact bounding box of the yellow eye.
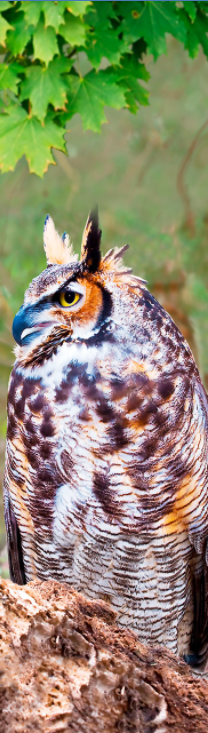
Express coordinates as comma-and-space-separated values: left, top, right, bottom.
59, 290, 80, 308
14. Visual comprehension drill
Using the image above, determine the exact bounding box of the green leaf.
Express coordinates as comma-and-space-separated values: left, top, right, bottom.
0, 2, 11, 11
185, 26, 199, 58
194, 12, 208, 58
179, 9, 199, 58
22, 0, 91, 30
41, 1, 67, 29
64, 69, 126, 132
117, 1, 145, 43
113, 55, 149, 113
183, 2, 197, 22
0, 13, 12, 48
66, 2, 91, 17
86, 28, 123, 68
0, 105, 66, 176
198, 2, 208, 11
0, 62, 23, 94
6, 11, 33, 55
183, 7, 208, 60
21, 1, 43, 27
42, 1, 91, 23
0, 0, 206, 180
120, 1, 187, 59
85, 4, 125, 69
33, 18, 59, 66
88, 2, 117, 23
20, 58, 73, 122
59, 14, 86, 46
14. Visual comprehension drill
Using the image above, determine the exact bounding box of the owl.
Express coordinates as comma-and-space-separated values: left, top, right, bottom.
3, 210, 208, 669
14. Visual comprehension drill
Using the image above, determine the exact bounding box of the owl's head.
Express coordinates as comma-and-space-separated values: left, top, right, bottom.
12, 210, 140, 367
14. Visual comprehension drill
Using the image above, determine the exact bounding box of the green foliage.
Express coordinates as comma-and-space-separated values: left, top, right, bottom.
120, 1, 186, 57
33, 18, 59, 65
20, 57, 73, 122
0, 1, 208, 176
0, 61, 23, 93
0, 105, 66, 175
0, 11, 12, 47
62, 69, 126, 132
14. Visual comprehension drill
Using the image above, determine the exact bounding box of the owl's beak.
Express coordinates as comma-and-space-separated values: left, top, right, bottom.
12, 304, 51, 346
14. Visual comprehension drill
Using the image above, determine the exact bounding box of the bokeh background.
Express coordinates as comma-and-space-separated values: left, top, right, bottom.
1, 38, 208, 574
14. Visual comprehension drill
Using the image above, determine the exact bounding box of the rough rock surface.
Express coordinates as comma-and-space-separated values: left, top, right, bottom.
0, 579, 208, 732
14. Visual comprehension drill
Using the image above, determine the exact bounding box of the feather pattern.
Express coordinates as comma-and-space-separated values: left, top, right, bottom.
4, 211, 208, 670
43, 215, 77, 265
81, 208, 102, 272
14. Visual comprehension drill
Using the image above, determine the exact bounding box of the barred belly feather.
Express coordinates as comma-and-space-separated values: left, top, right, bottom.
4, 211, 208, 669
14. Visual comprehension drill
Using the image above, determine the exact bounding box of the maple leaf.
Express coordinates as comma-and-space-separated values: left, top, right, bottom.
20, 58, 73, 123
120, 1, 186, 59
198, 2, 208, 11
41, 1, 67, 29
22, 1, 77, 29
182, 6, 208, 59
179, 8, 199, 58
0, 105, 66, 176
85, 3, 125, 69
33, 18, 59, 66
0, 2, 11, 12
0, 0, 207, 178
22, 1, 42, 27
6, 10, 33, 55
193, 11, 208, 57
0, 62, 24, 94
39, 0, 91, 26
0, 13, 12, 49
63, 69, 125, 132
66, 2, 91, 17
58, 14, 87, 46
113, 55, 149, 114
183, 2, 197, 23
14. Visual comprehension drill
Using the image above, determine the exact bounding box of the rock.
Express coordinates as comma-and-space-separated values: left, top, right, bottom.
0, 578, 208, 732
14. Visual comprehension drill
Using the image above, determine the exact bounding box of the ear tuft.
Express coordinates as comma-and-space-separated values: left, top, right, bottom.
62, 231, 70, 248
80, 208, 102, 272
43, 215, 76, 265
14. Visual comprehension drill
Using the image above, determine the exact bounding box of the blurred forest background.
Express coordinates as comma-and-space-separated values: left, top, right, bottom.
1, 38, 208, 570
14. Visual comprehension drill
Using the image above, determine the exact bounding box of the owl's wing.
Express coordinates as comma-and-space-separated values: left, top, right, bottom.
187, 553, 208, 667
185, 380, 208, 667
4, 491, 26, 585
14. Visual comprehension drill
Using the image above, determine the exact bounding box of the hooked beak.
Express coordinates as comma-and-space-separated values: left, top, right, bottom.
12, 303, 52, 346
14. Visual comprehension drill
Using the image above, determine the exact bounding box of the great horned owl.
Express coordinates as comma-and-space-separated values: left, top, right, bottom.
4, 211, 208, 668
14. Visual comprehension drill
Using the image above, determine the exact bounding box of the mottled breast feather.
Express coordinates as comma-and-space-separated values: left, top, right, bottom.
4, 211, 208, 669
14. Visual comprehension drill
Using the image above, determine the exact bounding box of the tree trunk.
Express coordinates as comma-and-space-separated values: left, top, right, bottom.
0, 577, 208, 732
